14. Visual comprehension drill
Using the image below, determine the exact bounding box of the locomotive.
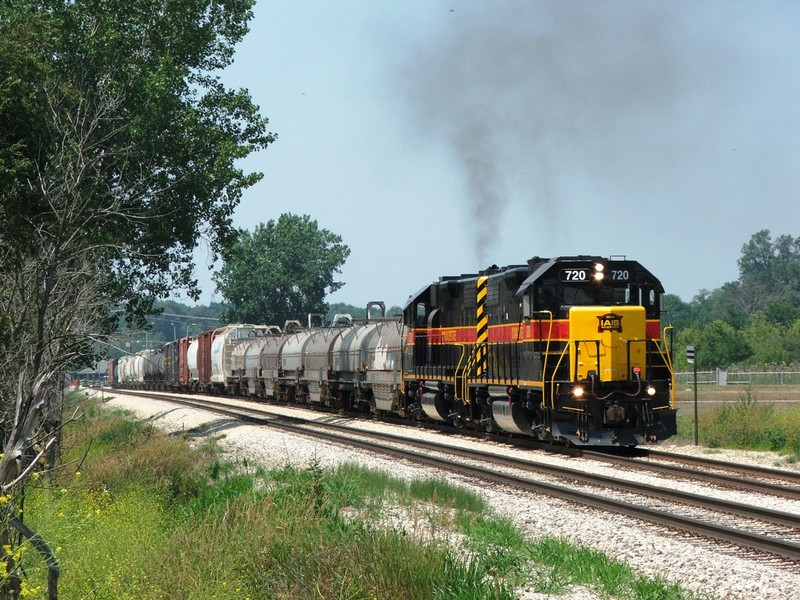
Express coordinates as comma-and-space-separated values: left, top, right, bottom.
110, 255, 678, 447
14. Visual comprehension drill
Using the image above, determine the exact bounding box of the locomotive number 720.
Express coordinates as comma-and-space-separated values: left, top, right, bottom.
560, 269, 588, 281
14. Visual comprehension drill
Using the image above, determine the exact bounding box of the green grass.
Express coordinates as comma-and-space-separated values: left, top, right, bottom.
676, 388, 800, 461
524, 538, 695, 599
18, 394, 703, 599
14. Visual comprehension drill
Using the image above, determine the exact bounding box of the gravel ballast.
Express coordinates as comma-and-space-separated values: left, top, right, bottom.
96, 390, 800, 599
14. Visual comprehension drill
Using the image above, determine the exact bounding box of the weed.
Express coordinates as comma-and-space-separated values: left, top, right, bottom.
677, 391, 800, 455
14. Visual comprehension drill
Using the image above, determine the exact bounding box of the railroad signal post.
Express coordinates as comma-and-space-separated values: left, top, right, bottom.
687, 345, 698, 445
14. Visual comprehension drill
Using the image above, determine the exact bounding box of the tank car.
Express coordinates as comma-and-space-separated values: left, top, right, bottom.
230, 326, 282, 396
257, 323, 296, 399
361, 315, 404, 413
401, 256, 677, 446
210, 324, 274, 394
142, 348, 164, 386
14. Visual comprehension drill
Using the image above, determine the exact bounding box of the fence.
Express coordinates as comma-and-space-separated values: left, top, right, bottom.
674, 370, 800, 386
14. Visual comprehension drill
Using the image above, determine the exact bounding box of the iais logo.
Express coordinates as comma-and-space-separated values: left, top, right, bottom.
597, 313, 623, 333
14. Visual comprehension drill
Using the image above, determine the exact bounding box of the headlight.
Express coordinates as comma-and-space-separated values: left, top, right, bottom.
646, 385, 656, 396
573, 385, 585, 399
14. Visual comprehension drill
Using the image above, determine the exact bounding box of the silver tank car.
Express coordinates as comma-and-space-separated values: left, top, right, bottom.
229, 326, 282, 395
129, 353, 144, 386
301, 321, 351, 405
258, 327, 294, 399
279, 317, 322, 402
116, 354, 133, 384
142, 349, 164, 386
187, 337, 200, 387
363, 319, 404, 413
210, 324, 270, 393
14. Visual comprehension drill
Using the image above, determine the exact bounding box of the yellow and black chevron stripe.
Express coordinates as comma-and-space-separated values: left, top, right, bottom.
475, 275, 488, 376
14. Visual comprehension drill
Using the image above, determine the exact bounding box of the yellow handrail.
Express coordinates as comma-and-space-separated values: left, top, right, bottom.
548, 344, 570, 410
453, 344, 469, 404
657, 325, 677, 408
536, 311, 556, 409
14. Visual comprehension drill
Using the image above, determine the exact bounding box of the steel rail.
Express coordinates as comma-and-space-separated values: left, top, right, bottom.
581, 450, 800, 501
639, 448, 800, 485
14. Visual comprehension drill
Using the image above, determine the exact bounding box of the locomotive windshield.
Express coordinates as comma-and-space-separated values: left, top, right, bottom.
517, 258, 663, 319
532, 282, 658, 317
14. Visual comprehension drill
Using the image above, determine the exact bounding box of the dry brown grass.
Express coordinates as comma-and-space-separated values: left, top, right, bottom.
62, 407, 210, 492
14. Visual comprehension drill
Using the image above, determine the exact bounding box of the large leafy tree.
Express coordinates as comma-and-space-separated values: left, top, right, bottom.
675, 321, 751, 370
215, 214, 350, 326
0, 1, 272, 594
738, 230, 800, 312
2, 0, 274, 310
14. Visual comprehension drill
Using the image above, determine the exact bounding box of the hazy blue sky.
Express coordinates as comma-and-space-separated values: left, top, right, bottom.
191, 0, 800, 307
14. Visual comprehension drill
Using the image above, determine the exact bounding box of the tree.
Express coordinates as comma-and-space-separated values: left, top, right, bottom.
738, 230, 800, 312
0, 1, 272, 595
697, 321, 752, 370
214, 214, 350, 326
742, 312, 792, 366
785, 319, 800, 362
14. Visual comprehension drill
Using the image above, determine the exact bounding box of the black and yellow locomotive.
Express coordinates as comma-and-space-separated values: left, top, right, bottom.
402, 256, 677, 446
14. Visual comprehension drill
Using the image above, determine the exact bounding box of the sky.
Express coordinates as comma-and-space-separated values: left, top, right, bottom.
189, 0, 800, 308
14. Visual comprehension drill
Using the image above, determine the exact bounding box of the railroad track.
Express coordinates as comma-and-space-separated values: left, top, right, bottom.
364, 407, 800, 499
106, 388, 800, 565
582, 449, 800, 501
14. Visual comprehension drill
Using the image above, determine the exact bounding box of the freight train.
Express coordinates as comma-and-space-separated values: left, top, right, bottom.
109, 255, 678, 447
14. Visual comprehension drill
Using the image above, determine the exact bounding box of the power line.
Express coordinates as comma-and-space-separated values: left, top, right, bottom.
156, 312, 220, 322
